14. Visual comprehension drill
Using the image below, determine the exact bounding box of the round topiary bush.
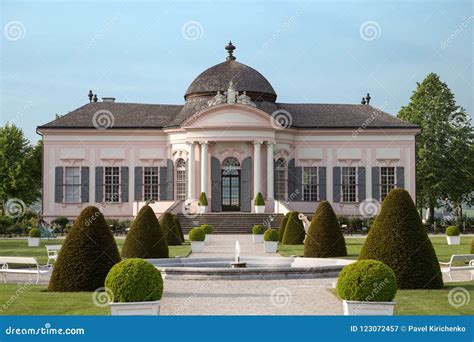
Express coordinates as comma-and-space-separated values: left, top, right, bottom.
160, 212, 182, 246
359, 189, 443, 289
105, 258, 163, 302
304, 201, 347, 258
282, 211, 305, 245
252, 224, 265, 234
48, 206, 121, 292
336, 260, 397, 302
173, 215, 185, 242
446, 226, 460, 236
264, 228, 279, 242
198, 192, 208, 206
121, 205, 169, 259
201, 224, 213, 234
278, 213, 289, 242
29, 228, 40, 238
254, 192, 265, 206
189, 227, 205, 241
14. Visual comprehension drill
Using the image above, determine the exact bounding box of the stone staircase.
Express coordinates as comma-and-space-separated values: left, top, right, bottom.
176, 213, 285, 234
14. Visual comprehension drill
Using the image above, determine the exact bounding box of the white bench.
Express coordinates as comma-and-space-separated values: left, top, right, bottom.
45, 245, 62, 265
0, 257, 52, 284
439, 254, 474, 280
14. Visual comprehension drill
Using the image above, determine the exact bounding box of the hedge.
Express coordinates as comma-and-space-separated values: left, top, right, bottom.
160, 212, 182, 246
282, 211, 305, 245
278, 213, 289, 242
48, 206, 121, 292
121, 205, 169, 259
173, 215, 185, 242
359, 189, 443, 289
304, 201, 347, 257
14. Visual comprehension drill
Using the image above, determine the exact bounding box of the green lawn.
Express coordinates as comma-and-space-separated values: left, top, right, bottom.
329, 281, 474, 315
0, 238, 191, 264
278, 236, 473, 262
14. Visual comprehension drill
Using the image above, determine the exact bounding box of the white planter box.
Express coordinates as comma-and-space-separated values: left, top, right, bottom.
28, 237, 40, 247
343, 300, 395, 316
205, 234, 212, 242
109, 300, 160, 316
264, 241, 278, 253
191, 241, 205, 253
253, 234, 264, 243
198, 206, 207, 214
254, 205, 265, 213
446, 236, 460, 245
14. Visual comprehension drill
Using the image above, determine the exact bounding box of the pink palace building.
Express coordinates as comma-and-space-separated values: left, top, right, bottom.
37, 42, 419, 227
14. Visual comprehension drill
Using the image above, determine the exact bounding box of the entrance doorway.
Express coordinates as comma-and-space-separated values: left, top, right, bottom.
221, 157, 241, 211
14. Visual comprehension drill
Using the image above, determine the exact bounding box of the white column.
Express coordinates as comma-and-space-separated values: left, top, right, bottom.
187, 142, 195, 198
200, 141, 208, 195
266, 142, 274, 200
366, 148, 372, 200
253, 141, 262, 197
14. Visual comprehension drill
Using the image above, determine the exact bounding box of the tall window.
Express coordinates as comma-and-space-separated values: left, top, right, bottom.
105, 167, 120, 202
64, 167, 80, 203
341, 167, 357, 202
302, 167, 318, 201
275, 158, 286, 200
381, 167, 395, 200
176, 159, 187, 200
144, 167, 159, 201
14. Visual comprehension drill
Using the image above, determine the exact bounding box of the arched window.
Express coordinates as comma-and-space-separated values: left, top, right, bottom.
275, 158, 286, 200
176, 158, 187, 200
222, 157, 240, 169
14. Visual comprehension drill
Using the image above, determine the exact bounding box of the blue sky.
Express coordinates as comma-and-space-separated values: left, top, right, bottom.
1, 0, 472, 142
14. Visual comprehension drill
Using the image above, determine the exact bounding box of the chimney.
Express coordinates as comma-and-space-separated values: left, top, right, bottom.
102, 97, 116, 103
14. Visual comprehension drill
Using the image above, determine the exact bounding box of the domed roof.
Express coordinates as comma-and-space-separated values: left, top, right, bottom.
184, 42, 277, 102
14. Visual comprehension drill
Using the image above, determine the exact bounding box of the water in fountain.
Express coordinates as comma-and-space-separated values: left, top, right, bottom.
235, 240, 240, 263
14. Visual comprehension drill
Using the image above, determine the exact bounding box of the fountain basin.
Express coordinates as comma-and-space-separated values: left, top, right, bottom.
147, 256, 354, 280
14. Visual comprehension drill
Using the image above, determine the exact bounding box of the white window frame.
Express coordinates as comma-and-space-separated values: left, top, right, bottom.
275, 158, 286, 200
64, 167, 81, 203
302, 167, 318, 202
104, 167, 120, 203
341, 167, 357, 203
143, 167, 159, 201
176, 159, 187, 200
380, 166, 396, 200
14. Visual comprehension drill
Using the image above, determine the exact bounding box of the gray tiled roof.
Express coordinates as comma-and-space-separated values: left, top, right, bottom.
38, 100, 418, 130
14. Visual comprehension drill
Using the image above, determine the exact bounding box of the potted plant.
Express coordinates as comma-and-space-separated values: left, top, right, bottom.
105, 258, 163, 316
446, 226, 461, 245
254, 192, 265, 213
198, 192, 208, 214
28, 228, 41, 247
336, 259, 397, 316
201, 224, 213, 242
252, 224, 265, 243
189, 227, 205, 252
263, 228, 279, 253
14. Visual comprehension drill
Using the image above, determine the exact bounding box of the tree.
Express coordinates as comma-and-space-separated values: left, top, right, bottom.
282, 211, 305, 245
48, 206, 120, 291
121, 205, 169, 258
359, 189, 443, 289
0, 124, 42, 211
398, 73, 473, 222
304, 201, 347, 257
160, 212, 182, 246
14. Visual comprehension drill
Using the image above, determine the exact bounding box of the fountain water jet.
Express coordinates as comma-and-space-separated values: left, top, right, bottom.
230, 240, 247, 268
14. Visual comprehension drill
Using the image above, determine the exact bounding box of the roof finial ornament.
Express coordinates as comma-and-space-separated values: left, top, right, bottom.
225, 41, 236, 61
365, 93, 371, 105
361, 97, 366, 105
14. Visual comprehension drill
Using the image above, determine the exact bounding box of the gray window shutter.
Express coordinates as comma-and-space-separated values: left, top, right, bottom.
241, 157, 252, 212
333, 167, 341, 202
159, 166, 167, 200
288, 159, 302, 200
294, 166, 302, 201
166, 159, 174, 200
273, 159, 278, 199
288, 159, 295, 196
95, 167, 104, 202
357, 167, 366, 202
318, 167, 326, 201
81, 167, 89, 203
211, 157, 221, 212
55, 167, 63, 203
134, 167, 143, 201
372, 167, 380, 201
396, 166, 405, 189
120, 167, 129, 202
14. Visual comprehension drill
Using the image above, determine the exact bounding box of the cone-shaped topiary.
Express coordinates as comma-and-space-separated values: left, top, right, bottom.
278, 213, 289, 242
29, 228, 40, 238
254, 192, 265, 206
121, 205, 169, 259
173, 215, 185, 242
471, 239, 474, 254
359, 189, 443, 289
282, 211, 305, 245
198, 192, 208, 206
160, 212, 182, 246
48, 206, 121, 292
304, 201, 347, 257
